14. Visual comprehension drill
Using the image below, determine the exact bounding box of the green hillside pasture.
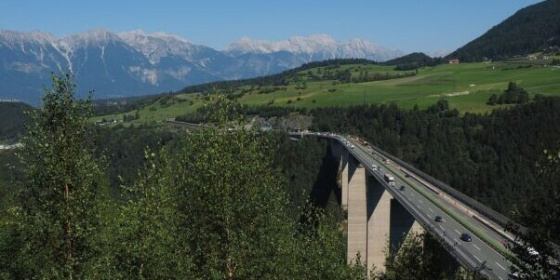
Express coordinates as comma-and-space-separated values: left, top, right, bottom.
240, 62, 559, 113
93, 62, 560, 123
91, 94, 202, 125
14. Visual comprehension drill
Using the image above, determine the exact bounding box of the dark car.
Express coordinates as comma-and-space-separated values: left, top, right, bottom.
399, 185, 405, 191
434, 215, 443, 222
460, 233, 472, 242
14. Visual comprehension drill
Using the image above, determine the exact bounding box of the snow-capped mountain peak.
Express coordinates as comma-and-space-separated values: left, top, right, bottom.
0, 29, 56, 47
225, 34, 402, 61
117, 30, 196, 64
0, 29, 404, 104
58, 29, 122, 52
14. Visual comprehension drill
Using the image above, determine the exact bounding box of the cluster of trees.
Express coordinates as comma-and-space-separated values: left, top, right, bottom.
178, 59, 378, 96
487, 82, 530, 105
0, 102, 32, 143
92, 93, 169, 116
291, 66, 416, 84
0, 74, 366, 279
328, 69, 417, 83
384, 52, 445, 70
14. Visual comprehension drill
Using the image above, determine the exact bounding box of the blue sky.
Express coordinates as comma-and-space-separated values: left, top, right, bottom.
1, 0, 542, 54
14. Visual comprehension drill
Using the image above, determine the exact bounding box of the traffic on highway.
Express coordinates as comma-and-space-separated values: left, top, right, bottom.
293, 131, 516, 280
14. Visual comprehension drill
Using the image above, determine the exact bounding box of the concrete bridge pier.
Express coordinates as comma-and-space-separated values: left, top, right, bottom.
329, 141, 426, 274
366, 178, 426, 274
339, 153, 425, 275
331, 140, 349, 210
347, 157, 367, 265
366, 176, 393, 273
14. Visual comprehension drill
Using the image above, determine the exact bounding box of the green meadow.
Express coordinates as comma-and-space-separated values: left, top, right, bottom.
94, 60, 560, 124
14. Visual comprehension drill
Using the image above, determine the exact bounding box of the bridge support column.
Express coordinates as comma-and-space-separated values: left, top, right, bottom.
367, 177, 392, 274
365, 177, 425, 275
341, 152, 349, 210
347, 158, 367, 265
331, 140, 348, 210
391, 199, 425, 257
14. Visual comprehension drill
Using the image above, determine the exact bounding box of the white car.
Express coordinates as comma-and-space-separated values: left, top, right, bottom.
528, 247, 539, 256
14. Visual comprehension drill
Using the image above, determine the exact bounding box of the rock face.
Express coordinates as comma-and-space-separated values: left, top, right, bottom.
0, 29, 402, 104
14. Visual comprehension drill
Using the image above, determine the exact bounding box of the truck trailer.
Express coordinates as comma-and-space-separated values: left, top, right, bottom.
384, 173, 395, 183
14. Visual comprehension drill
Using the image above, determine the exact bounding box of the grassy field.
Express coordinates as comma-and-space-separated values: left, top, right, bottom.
93, 60, 560, 124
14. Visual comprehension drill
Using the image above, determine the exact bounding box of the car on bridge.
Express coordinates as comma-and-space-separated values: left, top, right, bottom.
460, 233, 472, 242
399, 185, 405, 191
435, 215, 443, 222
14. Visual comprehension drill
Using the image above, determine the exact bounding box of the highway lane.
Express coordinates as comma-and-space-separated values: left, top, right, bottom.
296, 132, 513, 280
363, 141, 512, 247
342, 135, 513, 280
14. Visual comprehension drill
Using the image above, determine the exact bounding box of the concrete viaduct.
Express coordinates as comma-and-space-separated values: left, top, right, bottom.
291, 131, 518, 280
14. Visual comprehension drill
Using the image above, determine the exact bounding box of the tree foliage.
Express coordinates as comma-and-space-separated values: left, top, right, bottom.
380, 233, 487, 280
506, 147, 560, 279
487, 82, 529, 105
1, 74, 107, 279
0, 102, 32, 143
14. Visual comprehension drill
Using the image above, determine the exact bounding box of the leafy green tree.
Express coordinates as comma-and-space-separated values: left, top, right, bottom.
1, 73, 108, 279
167, 94, 297, 278
100, 150, 192, 279
380, 232, 487, 280
294, 208, 365, 279
164, 94, 363, 279
487, 94, 498, 105
506, 147, 560, 279
494, 82, 530, 105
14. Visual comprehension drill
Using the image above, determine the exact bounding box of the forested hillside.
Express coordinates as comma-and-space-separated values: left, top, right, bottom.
311, 98, 560, 219
448, 0, 560, 61
0, 102, 31, 143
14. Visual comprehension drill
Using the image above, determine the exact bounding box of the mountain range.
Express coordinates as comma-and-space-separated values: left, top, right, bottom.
0, 29, 402, 104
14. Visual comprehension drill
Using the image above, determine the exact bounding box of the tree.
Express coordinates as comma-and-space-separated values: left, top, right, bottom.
381, 232, 487, 280
164, 94, 363, 278
487, 94, 498, 105
166, 94, 298, 278
506, 147, 560, 279
1, 73, 108, 278
100, 150, 192, 279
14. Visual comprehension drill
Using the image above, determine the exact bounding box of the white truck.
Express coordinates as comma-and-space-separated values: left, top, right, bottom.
384, 173, 395, 184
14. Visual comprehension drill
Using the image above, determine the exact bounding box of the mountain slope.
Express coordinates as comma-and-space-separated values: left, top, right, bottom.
448, 0, 560, 61
0, 30, 401, 104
